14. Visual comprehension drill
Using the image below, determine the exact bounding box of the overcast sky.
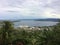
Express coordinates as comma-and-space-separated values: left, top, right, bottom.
0, 0, 60, 19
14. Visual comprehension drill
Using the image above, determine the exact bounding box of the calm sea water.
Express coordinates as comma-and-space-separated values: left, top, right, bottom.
14, 21, 58, 27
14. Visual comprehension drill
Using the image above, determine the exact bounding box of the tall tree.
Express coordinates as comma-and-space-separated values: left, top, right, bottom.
0, 21, 14, 45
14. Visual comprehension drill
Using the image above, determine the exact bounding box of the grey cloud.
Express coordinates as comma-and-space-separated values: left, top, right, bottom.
0, 0, 60, 19
7, 0, 25, 7
7, 10, 19, 12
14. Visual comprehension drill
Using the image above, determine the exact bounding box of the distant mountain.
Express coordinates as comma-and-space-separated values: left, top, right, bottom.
0, 18, 60, 22
34, 18, 60, 22
12, 18, 60, 22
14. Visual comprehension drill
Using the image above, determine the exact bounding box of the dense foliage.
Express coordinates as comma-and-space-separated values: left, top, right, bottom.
0, 21, 60, 45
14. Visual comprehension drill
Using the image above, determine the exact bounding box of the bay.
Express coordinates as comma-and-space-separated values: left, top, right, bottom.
14, 21, 58, 27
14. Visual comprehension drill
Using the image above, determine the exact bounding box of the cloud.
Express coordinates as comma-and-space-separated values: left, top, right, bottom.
43, 8, 60, 18
0, 0, 60, 19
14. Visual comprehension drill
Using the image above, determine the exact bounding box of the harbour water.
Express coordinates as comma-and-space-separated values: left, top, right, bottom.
14, 21, 58, 27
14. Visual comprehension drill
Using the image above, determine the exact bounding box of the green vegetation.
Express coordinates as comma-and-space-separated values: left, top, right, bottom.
0, 21, 60, 45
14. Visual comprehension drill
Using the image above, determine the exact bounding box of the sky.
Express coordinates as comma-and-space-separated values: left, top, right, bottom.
0, 0, 60, 19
